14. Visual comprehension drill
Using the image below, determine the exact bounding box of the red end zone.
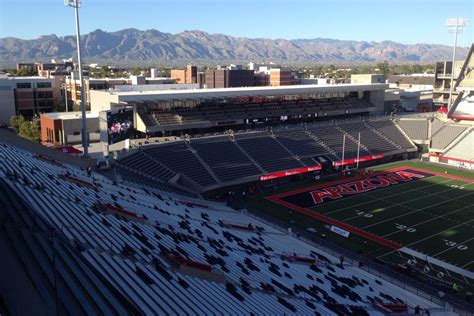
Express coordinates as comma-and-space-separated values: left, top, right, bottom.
266, 166, 474, 250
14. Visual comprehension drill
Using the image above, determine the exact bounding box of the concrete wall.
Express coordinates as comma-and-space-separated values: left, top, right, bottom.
351, 74, 385, 84
63, 117, 100, 145
369, 89, 386, 115
90, 90, 119, 113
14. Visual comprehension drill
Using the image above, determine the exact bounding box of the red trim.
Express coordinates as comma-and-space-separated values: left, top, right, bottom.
448, 115, 474, 121
266, 166, 474, 250
333, 154, 384, 167
407, 166, 474, 184
34, 154, 64, 167
267, 196, 402, 249
281, 253, 316, 264
260, 165, 322, 181
54, 146, 83, 155
219, 220, 255, 231
61, 174, 96, 188
178, 201, 209, 208
430, 153, 474, 165
99, 203, 140, 218
168, 254, 212, 272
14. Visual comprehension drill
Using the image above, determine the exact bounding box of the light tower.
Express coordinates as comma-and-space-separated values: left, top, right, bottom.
446, 17, 468, 110
65, 0, 88, 157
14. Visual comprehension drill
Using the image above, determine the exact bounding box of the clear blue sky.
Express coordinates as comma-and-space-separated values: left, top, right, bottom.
0, 0, 472, 46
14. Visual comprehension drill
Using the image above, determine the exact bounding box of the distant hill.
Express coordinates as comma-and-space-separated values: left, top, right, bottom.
0, 28, 469, 67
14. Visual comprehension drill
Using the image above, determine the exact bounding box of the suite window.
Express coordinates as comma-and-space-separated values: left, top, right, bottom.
16, 83, 31, 89
37, 82, 52, 88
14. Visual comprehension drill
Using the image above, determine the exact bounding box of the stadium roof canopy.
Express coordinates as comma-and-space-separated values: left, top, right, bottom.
90, 83, 387, 112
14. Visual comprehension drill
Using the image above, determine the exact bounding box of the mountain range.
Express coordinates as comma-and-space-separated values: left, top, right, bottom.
0, 28, 468, 67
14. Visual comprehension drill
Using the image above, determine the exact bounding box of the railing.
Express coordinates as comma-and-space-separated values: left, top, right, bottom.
241, 208, 474, 316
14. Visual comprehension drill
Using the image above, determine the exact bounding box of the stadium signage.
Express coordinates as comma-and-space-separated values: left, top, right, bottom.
260, 165, 322, 181
330, 225, 350, 237
333, 154, 384, 167
310, 170, 425, 204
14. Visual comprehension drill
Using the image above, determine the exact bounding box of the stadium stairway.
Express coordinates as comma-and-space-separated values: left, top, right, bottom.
269, 133, 306, 168
303, 129, 340, 160
364, 120, 405, 151
334, 126, 372, 155
184, 140, 221, 184
231, 136, 267, 173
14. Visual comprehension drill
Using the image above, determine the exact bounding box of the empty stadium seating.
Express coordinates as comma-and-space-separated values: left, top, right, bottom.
431, 125, 467, 150
273, 127, 337, 161
143, 141, 218, 187
235, 133, 303, 172
117, 119, 416, 190
442, 128, 474, 161
0, 140, 444, 315
136, 98, 375, 130
397, 119, 429, 140
366, 120, 415, 150
190, 136, 262, 182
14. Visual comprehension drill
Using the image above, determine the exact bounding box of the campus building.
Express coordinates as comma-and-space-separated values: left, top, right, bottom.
0, 76, 62, 123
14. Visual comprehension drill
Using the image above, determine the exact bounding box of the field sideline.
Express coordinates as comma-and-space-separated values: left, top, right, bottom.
250, 161, 474, 285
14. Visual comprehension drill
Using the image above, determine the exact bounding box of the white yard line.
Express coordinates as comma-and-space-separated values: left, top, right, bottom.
340, 182, 469, 222
361, 187, 474, 230
323, 177, 455, 216
462, 261, 474, 268
377, 219, 474, 280
431, 237, 474, 258
382, 202, 474, 238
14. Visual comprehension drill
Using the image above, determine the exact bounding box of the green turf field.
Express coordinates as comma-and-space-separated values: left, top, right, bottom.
249, 161, 474, 286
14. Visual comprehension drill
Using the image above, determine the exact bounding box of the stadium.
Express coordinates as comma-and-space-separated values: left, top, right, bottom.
1, 42, 474, 316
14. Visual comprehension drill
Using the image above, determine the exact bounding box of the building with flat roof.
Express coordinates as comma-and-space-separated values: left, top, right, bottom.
40, 111, 100, 145
170, 69, 186, 84
170, 65, 198, 84
388, 75, 434, 90
0, 76, 62, 123
270, 69, 293, 86
64, 75, 177, 109
351, 74, 385, 84
204, 69, 254, 88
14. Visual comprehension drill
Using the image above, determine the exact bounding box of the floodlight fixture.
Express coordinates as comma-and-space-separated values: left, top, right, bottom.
446, 18, 468, 110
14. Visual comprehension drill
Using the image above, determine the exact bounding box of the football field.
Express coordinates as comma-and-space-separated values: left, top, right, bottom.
264, 161, 474, 284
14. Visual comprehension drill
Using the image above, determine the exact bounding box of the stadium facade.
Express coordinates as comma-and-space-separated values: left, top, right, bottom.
90, 83, 386, 134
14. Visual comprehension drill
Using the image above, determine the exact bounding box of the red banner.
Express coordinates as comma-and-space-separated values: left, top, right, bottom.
260, 165, 321, 181
333, 154, 384, 167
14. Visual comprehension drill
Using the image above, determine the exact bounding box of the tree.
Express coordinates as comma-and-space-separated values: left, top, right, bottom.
10, 115, 40, 142
376, 61, 390, 77
73, 102, 82, 112
10, 115, 25, 132
53, 101, 66, 112
15, 67, 37, 76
